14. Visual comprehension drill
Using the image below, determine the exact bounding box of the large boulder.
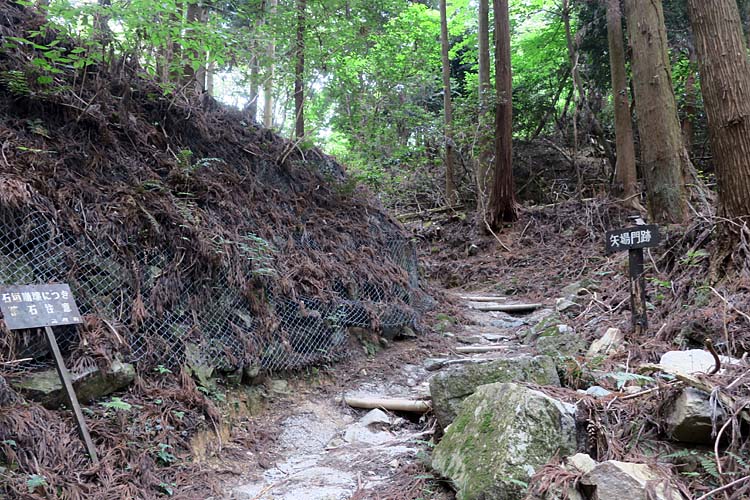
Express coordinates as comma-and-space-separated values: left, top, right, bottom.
429, 355, 560, 429
432, 382, 577, 500
580, 460, 681, 500
665, 388, 724, 444
535, 331, 587, 359
10, 360, 135, 409
660, 349, 739, 375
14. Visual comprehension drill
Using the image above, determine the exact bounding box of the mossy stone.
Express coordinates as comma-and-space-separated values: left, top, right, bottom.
429, 355, 560, 429
432, 382, 577, 500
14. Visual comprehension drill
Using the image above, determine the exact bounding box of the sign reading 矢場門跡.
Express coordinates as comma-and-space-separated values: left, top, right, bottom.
0, 283, 83, 330
605, 224, 661, 254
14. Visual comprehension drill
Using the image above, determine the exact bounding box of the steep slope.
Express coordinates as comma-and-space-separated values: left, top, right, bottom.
0, 1, 425, 376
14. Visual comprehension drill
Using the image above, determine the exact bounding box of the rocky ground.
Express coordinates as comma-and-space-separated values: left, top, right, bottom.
205, 199, 750, 500
216, 292, 549, 500
4, 199, 749, 499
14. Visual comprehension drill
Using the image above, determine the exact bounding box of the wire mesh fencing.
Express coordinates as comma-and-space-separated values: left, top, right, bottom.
0, 212, 425, 376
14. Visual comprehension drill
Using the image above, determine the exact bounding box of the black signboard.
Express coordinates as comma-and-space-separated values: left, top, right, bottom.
0, 283, 83, 330
605, 224, 661, 254
0, 282, 98, 464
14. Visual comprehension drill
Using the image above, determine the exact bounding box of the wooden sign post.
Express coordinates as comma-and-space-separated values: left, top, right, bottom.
0, 283, 99, 465
605, 218, 661, 335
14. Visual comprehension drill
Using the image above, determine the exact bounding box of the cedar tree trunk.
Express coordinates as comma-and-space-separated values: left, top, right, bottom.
488, 0, 517, 227
294, 0, 306, 139
624, 0, 688, 223
607, 0, 639, 206
687, 0, 750, 225
440, 0, 457, 205
476, 0, 492, 224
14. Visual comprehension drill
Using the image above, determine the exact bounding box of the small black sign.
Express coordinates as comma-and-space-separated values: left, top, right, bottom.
0, 283, 83, 330
605, 224, 661, 254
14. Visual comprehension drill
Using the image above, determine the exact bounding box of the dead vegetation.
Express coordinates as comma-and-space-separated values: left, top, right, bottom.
409, 194, 750, 499
0, 1, 430, 497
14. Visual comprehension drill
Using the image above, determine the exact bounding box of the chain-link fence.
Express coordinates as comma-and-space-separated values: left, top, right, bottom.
0, 211, 425, 376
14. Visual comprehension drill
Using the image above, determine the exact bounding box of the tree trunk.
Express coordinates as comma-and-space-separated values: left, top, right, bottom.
205, 60, 215, 96
624, 0, 688, 223
681, 46, 697, 154
476, 0, 492, 224
440, 0, 457, 205
561, 0, 582, 194
183, 2, 206, 93
562, 0, 617, 185
263, 0, 278, 129
488, 0, 517, 227
687, 0, 750, 227
606, 0, 639, 207
247, 11, 265, 122
294, 0, 306, 139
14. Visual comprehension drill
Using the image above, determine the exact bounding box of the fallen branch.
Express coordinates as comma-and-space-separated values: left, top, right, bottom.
344, 396, 431, 413
1, 358, 32, 365
455, 345, 509, 354
396, 205, 463, 220
640, 363, 750, 424
460, 296, 508, 302
470, 303, 542, 313
694, 475, 750, 500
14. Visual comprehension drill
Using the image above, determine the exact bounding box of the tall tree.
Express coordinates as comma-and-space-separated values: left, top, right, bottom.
294, 0, 306, 139
606, 0, 639, 208
263, 0, 277, 129
246, 17, 263, 121
488, 0, 517, 227
183, 1, 207, 93
440, 0, 457, 205
687, 0, 750, 242
476, 0, 492, 222
561, 0, 616, 185
624, 0, 688, 223
681, 45, 697, 153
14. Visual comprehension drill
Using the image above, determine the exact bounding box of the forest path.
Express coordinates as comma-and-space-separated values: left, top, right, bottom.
222, 292, 552, 500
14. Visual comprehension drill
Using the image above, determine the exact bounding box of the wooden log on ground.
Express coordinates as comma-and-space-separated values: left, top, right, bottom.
470, 303, 543, 312
396, 205, 464, 220
344, 396, 432, 413
455, 345, 509, 354
460, 296, 508, 302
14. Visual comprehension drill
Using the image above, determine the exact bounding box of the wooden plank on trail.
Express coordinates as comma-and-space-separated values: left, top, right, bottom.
469, 303, 542, 313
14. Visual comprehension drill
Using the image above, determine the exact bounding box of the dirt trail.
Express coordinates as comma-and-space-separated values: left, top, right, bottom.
221, 292, 554, 500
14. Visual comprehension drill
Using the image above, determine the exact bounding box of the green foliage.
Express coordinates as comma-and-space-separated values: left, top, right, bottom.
154, 364, 173, 375
680, 249, 709, 267
647, 277, 672, 303
0, 70, 31, 95
26, 474, 47, 493
154, 443, 177, 465
100, 396, 133, 411
210, 232, 276, 276
158, 482, 176, 496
